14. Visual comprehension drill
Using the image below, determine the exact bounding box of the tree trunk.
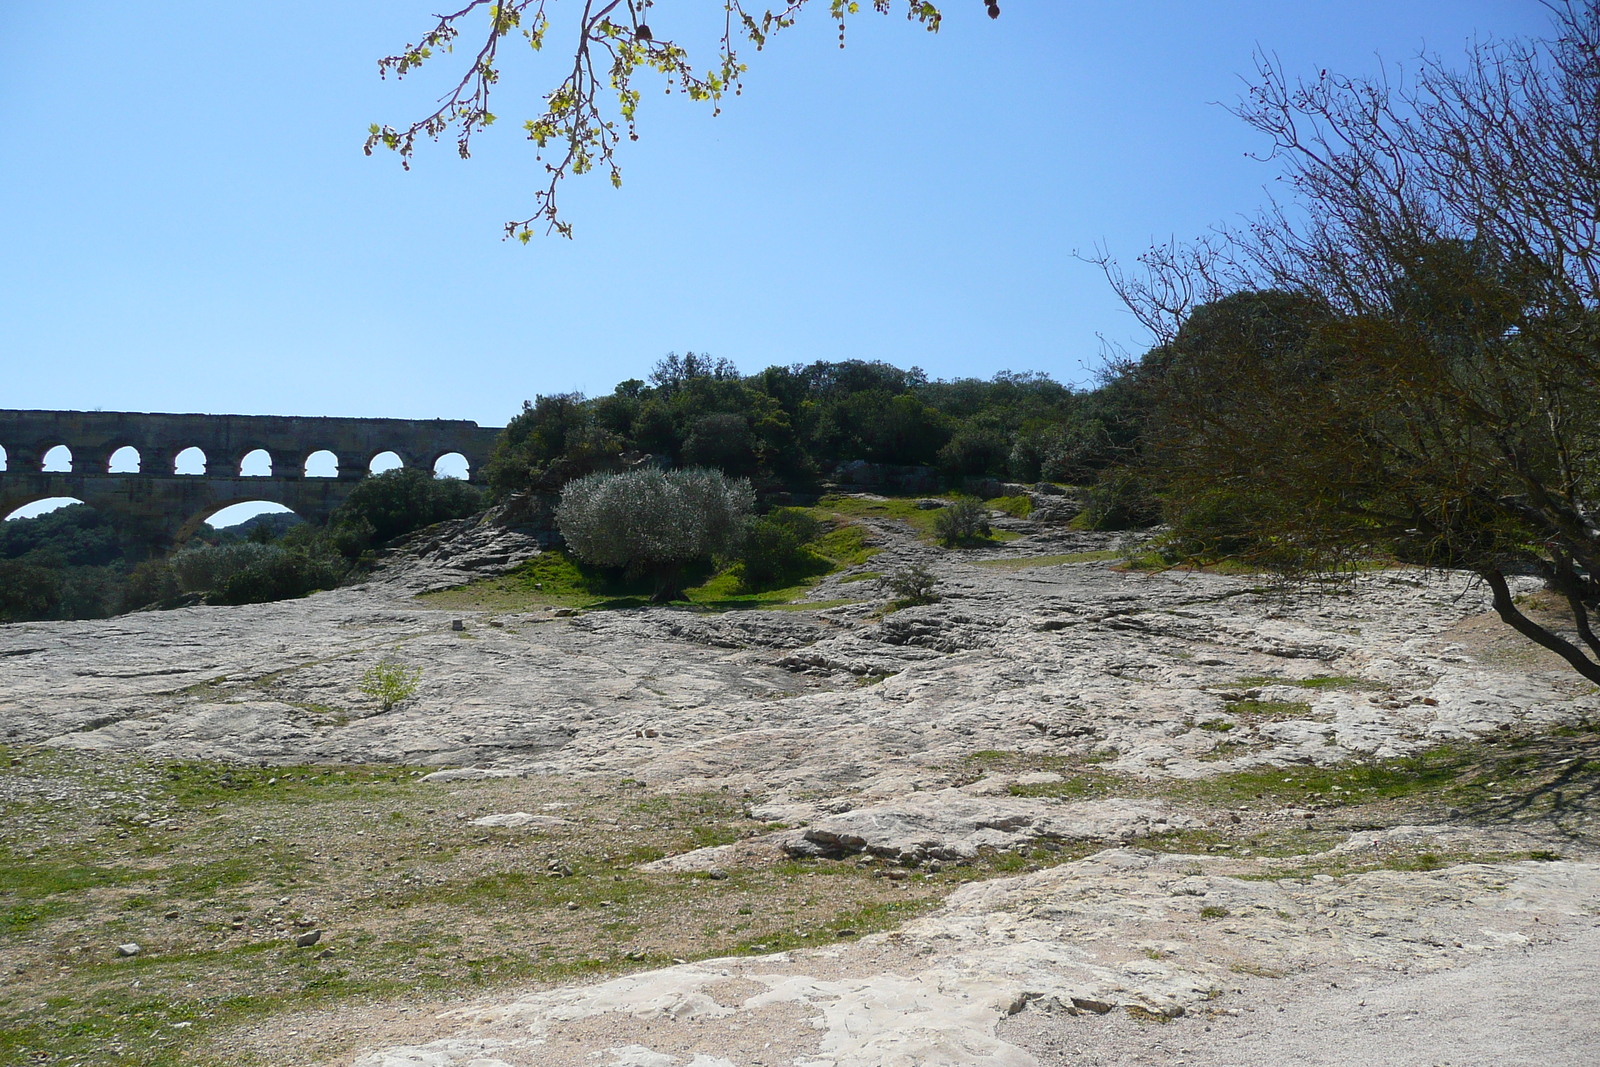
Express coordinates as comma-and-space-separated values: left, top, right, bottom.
1482, 568, 1600, 686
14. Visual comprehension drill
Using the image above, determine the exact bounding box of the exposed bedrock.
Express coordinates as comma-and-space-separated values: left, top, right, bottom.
4, 508, 1599, 1067
1, 530, 1594, 785
348, 850, 1600, 1067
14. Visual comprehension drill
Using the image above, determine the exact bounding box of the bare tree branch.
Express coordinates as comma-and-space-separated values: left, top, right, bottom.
365, 1, 955, 239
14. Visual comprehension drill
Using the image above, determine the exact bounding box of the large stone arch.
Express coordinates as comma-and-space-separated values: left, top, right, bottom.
0, 488, 89, 522
172, 497, 311, 545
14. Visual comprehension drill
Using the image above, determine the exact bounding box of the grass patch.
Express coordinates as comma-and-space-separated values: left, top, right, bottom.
1007, 773, 1123, 800
1248, 846, 1550, 882
811, 523, 878, 568
1168, 731, 1600, 843
416, 549, 655, 611
1229, 961, 1285, 978
1225, 699, 1313, 719
1234, 675, 1378, 691
984, 495, 1033, 519
815, 494, 1018, 548
680, 570, 826, 609
4, 751, 1044, 1067
419, 511, 881, 614
415, 548, 781, 612
1111, 551, 1170, 572
752, 598, 856, 612
816, 493, 945, 536
1170, 749, 1472, 810
957, 750, 1076, 777
1196, 740, 1256, 762
5, 719, 1593, 1066
950, 750, 1135, 801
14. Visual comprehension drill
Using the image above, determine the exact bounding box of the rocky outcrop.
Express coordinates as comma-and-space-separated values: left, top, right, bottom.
346, 851, 1600, 1067
775, 793, 1201, 862
5, 500, 1599, 1067
367, 494, 554, 594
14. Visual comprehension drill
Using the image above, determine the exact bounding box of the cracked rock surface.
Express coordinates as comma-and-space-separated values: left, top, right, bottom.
3, 546, 1590, 794
347, 850, 1600, 1067
3, 500, 1598, 1066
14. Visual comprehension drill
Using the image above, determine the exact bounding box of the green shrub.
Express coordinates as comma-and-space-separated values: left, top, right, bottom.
938, 427, 1010, 477
209, 549, 347, 605
49, 565, 121, 619
167, 542, 346, 605
1156, 489, 1328, 573
557, 467, 753, 602
0, 504, 129, 621
738, 508, 827, 590
1039, 419, 1123, 485
0, 559, 60, 621
1160, 489, 1276, 562
0, 503, 123, 568
682, 412, 756, 475
1081, 466, 1160, 530
878, 563, 939, 606
170, 543, 279, 593
933, 497, 990, 546
359, 658, 421, 711
331, 468, 483, 551
120, 560, 182, 611
485, 392, 624, 498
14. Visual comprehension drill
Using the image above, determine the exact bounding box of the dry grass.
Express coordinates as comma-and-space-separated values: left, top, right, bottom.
0, 747, 1030, 1067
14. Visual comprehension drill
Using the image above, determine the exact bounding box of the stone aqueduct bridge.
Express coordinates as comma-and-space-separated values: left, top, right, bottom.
0, 409, 500, 555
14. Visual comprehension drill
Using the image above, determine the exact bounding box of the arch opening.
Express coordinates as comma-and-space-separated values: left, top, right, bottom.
369, 451, 404, 475
5, 496, 87, 522
174, 447, 207, 476
171, 499, 307, 549
433, 452, 470, 480
0, 445, 7, 472
41, 445, 73, 473
304, 450, 338, 478
239, 449, 273, 477
108, 446, 141, 474
203, 501, 303, 534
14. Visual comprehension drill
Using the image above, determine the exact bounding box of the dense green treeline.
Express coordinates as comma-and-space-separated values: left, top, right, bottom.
483, 353, 1148, 499
0, 505, 131, 622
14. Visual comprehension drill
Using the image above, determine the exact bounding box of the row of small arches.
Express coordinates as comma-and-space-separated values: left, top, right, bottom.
0, 445, 470, 480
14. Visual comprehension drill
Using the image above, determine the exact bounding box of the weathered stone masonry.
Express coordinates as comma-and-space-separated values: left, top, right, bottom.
0, 409, 500, 555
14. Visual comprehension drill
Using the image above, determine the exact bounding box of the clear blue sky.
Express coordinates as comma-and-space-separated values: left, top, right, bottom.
2, 1, 1549, 430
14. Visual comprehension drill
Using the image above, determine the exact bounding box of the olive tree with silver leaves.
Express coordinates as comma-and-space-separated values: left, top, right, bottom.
556, 466, 753, 602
